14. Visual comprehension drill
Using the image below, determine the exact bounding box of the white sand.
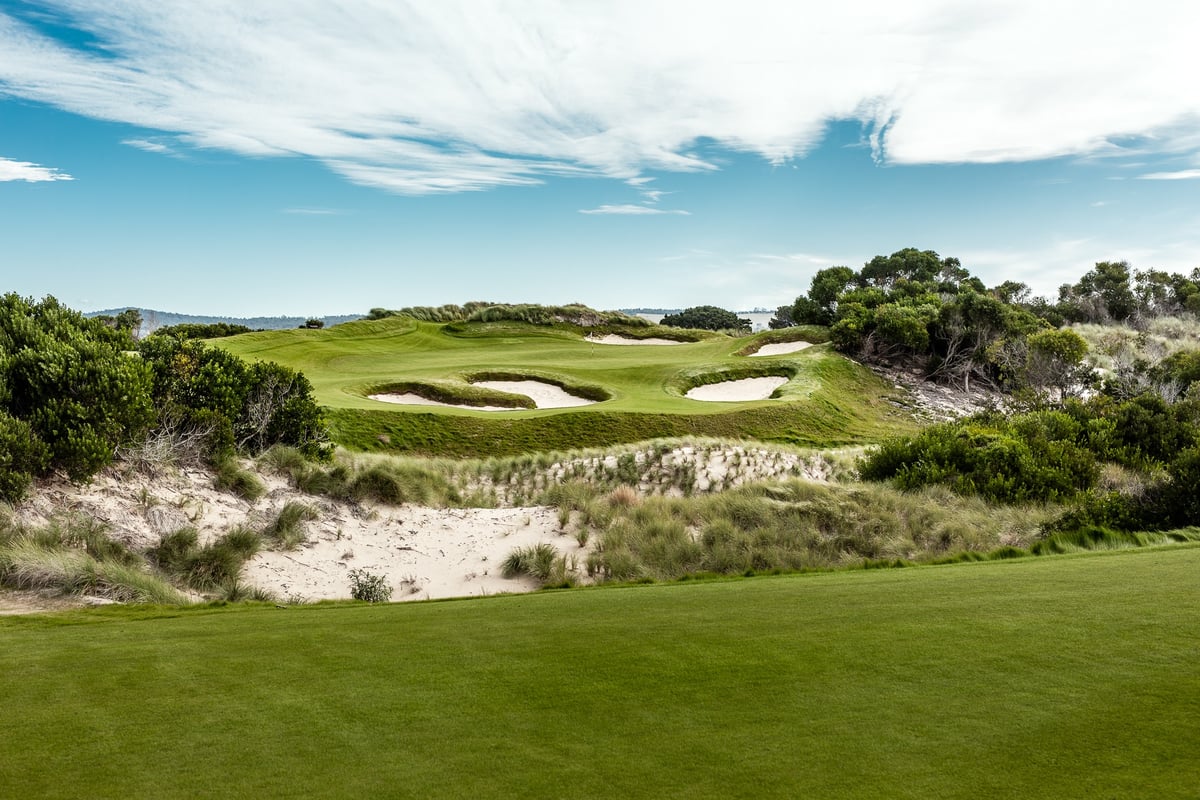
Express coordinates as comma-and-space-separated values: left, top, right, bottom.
686, 376, 788, 402
473, 380, 596, 408
748, 341, 813, 357
244, 505, 584, 602
371, 379, 596, 411
14, 468, 583, 605
369, 393, 513, 411
586, 334, 682, 345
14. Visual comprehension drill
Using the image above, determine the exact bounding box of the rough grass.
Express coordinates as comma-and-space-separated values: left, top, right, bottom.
543, 479, 1062, 582
1, 516, 186, 604
261, 502, 319, 550
2, 547, 1198, 799
214, 317, 912, 456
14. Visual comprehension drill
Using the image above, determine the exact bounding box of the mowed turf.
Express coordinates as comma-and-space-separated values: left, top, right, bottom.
3, 546, 1198, 799
215, 318, 911, 454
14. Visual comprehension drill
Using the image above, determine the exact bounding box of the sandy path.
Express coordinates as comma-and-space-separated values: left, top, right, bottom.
473, 380, 596, 408
686, 376, 788, 402
749, 341, 812, 357
586, 334, 682, 345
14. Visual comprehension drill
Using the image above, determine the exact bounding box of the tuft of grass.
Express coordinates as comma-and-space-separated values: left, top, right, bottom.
262, 502, 319, 550
214, 459, 267, 502
149, 526, 264, 592
500, 543, 559, 581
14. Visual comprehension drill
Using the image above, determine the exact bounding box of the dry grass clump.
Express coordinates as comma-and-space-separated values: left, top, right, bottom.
552, 479, 1059, 583
1, 515, 187, 603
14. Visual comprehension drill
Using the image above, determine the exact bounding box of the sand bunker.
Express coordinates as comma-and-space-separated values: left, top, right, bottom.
473, 380, 596, 408
587, 334, 683, 346
686, 376, 788, 402
370, 379, 596, 411
748, 341, 813, 357
369, 393, 514, 411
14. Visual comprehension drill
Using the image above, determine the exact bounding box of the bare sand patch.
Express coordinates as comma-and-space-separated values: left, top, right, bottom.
473, 380, 596, 409
686, 376, 788, 402
586, 334, 683, 345
244, 505, 584, 602
748, 341, 813, 357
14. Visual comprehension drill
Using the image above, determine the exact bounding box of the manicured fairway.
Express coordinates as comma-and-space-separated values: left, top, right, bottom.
3, 546, 1198, 799
214, 318, 909, 454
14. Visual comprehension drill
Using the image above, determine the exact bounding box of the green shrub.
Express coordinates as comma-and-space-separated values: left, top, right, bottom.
0, 413, 50, 503
348, 569, 392, 603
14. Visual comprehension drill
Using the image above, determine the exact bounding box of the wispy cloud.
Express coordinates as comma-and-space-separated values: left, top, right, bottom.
0, 3, 1197, 193
0, 155, 72, 182
122, 137, 174, 155
579, 204, 689, 216
1137, 169, 1200, 180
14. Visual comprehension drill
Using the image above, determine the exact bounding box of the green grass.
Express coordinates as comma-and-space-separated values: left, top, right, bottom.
2, 546, 1198, 798
214, 317, 911, 455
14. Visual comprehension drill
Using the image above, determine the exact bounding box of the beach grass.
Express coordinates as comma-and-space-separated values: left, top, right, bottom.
2, 545, 1198, 799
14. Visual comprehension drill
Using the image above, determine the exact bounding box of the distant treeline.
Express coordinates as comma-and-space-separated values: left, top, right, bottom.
367, 302, 651, 328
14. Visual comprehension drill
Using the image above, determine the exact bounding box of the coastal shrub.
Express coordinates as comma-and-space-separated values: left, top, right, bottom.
348, 569, 392, 603
0, 412, 50, 503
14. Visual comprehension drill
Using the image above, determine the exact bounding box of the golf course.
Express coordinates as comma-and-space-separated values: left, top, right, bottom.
215, 315, 912, 456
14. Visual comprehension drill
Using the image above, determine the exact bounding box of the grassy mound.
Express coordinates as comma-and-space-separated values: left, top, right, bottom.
3, 546, 1197, 798
215, 319, 911, 456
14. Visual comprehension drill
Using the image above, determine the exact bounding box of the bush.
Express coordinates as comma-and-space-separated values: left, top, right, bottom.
660, 305, 750, 332
0, 412, 50, 503
348, 569, 392, 602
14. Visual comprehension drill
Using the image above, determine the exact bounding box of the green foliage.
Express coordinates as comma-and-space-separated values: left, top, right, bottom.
660, 305, 751, 332
347, 568, 392, 602
859, 411, 1099, 503
1, 294, 156, 479
149, 322, 255, 339
139, 335, 330, 459
0, 412, 50, 503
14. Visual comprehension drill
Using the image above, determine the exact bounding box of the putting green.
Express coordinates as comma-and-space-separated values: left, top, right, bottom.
215, 318, 913, 455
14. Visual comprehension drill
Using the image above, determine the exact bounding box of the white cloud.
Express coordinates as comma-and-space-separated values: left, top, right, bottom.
122, 138, 173, 154
0, 2, 1198, 193
580, 204, 689, 215
1138, 169, 1200, 180
0, 155, 73, 182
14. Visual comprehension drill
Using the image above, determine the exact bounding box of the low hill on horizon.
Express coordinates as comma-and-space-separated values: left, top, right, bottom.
86, 308, 363, 336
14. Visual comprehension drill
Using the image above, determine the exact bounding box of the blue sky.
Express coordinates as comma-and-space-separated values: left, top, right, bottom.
2, 1, 1199, 316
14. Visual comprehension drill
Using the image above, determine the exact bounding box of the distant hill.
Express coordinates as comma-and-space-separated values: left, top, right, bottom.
86, 308, 363, 337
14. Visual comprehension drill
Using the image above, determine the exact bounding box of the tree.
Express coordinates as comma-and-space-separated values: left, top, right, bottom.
660, 306, 750, 332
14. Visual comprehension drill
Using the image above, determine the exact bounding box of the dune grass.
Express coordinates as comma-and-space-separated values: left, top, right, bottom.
2, 546, 1197, 799
215, 317, 912, 456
